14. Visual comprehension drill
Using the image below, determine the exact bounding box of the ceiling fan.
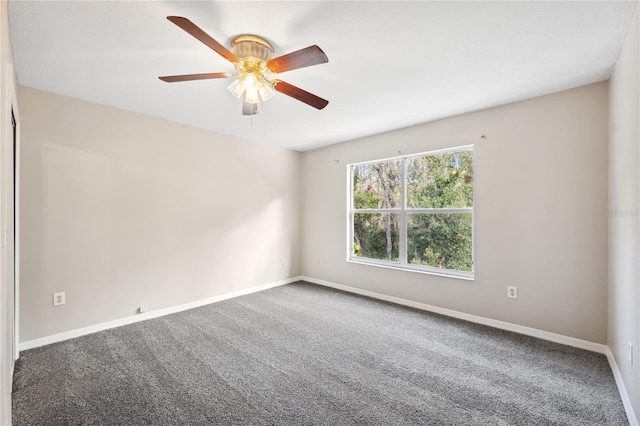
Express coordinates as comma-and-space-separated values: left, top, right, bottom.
159, 16, 329, 116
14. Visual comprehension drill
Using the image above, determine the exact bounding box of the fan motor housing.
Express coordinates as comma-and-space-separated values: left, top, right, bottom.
231, 35, 274, 61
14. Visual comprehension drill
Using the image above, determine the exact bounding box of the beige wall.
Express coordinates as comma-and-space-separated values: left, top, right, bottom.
18, 86, 301, 342
301, 82, 609, 344
10, 10, 636, 423
609, 4, 639, 421
0, 0, 18, 424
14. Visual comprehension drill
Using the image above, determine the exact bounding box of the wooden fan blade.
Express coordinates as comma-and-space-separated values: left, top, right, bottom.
272, 80, 329, 110
159, 73, 231, 82
267, 45, 328, 74
167, 16, 238, 63
242, 95, 259, 116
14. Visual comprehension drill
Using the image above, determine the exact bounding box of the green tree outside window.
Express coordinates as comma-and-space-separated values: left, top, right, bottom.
351, 148, 473, 276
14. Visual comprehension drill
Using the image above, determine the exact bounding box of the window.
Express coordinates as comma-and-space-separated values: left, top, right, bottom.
349, 146, 473, 279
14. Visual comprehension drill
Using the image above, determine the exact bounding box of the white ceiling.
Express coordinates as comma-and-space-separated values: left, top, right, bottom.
8, 1, 637, 152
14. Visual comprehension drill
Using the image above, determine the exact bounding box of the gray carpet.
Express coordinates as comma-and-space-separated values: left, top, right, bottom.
12, 281, 628, 425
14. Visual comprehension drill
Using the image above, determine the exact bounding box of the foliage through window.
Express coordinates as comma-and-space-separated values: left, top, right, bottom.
349, 146, 473, 278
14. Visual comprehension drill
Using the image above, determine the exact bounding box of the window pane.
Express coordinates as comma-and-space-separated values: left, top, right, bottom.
352, 160, 402, 209
407, 213, 472, 272
353, 213, 400, 261
406, 150, 473, 208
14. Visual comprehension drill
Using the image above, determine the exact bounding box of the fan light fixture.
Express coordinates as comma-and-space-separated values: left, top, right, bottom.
158, 16, 329, 116
227, 35, 276, 105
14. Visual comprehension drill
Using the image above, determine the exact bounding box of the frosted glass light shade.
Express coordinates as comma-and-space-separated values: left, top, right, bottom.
243, 74, 257, 89
228, 79, 245, 98
245, 89, 260, 104
258, 82, 275, 101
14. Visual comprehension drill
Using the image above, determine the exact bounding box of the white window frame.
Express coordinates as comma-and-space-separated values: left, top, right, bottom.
347, 145, 474, 280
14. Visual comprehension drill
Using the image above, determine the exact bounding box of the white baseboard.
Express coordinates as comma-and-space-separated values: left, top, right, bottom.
300, 276, 606, 353
19, 276, 302, 351
18, 275, 637, 425
605, 347, 639, 426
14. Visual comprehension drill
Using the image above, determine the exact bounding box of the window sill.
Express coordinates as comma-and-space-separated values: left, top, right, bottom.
347, 258, 474, 281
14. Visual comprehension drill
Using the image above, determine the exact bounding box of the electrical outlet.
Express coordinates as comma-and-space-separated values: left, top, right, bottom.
53, 292, 65, 306
507, 286, 518, 299
281, 257, 286, 265
628, 342, 633, 366
138, 304, 148, 314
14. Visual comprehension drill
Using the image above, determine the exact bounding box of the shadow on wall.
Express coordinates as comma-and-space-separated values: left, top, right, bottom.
20, 130, 298, 342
